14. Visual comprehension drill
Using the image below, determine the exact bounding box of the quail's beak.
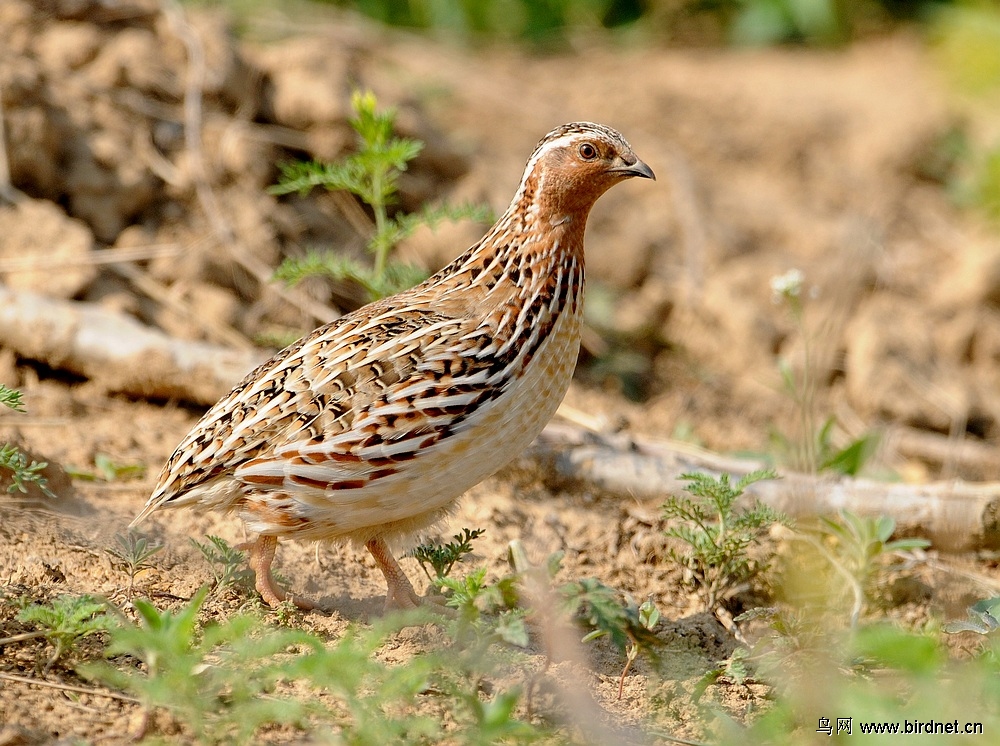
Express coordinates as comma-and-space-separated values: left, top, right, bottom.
608, 154, 655, 180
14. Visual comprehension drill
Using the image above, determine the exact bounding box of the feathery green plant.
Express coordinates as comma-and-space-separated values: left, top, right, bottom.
191, 535, 253, 592
0, 383, 53, 497
663, 469, 785, 611
272, 90, 490, 301
16, 594, 116, 671
106, 531, 163, 598
81, 587, 310, 742
412, 527, 486, 581
0, 383, 24, 411
82, 587, 552, 743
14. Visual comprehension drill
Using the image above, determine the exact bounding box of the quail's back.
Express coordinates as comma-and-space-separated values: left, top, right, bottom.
133, 122, 654, 610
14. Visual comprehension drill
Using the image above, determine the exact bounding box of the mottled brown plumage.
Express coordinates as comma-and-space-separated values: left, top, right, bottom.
132, 122, 654, 610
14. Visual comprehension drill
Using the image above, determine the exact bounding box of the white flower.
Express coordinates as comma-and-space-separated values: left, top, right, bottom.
770, 268, 804, 305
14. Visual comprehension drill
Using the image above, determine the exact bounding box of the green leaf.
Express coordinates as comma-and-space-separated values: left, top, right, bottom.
0, 384, 26, 412
494, 610, 530, 648
561, 578, 632, 651
853, 625, 945, 676
0, 442, 53, 497
638, 599, 660, 631
819, 431, 880, 476
412, 528, 485, 580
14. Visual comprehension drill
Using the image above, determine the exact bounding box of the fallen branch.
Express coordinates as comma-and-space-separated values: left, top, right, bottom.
889, 425, 1000, 476
531, 421, 1000, 551
0, 285, 263, 406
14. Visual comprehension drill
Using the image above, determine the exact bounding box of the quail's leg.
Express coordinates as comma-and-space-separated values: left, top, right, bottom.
247, 535, 316, 610
365, 536, 422, 611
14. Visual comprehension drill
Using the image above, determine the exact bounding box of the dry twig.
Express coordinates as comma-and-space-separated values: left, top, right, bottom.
532, 421, 1000, 551
0, 671, 140, 704
0, 285, 264, 405
0, 83, 28, 205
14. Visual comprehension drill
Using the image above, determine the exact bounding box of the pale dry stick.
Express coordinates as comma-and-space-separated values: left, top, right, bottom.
578, 322, 609, 359
714, 604, 750, 646
138, 128, 184, 186
0, 230, 259, 351
554, 401, 612, 434
0, 83, 28, 205
0, 243, 184, 273
903, 370, 968, 482
62, 699, 104, 716
533, 421, 1000, 550
114, 84, 318, 155
0, 671, 140, 704
662, 145, 706, 306
0, 630, 49, 646
510, 541, 657, 746
0, 284, 265, 406
244, 121, 318, 153
923, 556, 1000, 594
0, 235, 255, 350
331, 189, 379, 240
834, 396, 996, 478
160, 0, 339, 326
889, 425, 1000, 476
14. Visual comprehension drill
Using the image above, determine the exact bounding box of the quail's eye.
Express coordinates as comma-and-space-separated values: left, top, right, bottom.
578, 143, 598, 160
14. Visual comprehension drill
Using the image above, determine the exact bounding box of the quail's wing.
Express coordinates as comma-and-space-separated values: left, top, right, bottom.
136, 304, 512, 516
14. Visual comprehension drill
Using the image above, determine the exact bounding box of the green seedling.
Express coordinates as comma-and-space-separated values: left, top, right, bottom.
82, 587, 311, 742
786, 511, 930, 630
67, 453, 146, 482
191, 535, 252, 592
0, 383, 53, 497
438, 566, 526, 648
272, 90, 490, 301
567, 580, 661, 699
106, 531, 163, 598
663, 470, 785, 611
0, 383, 25, 411
412, 527, 486, 581
694, 646, 751, 704
813, 511, 929, 627
0, 443, 52, 497
617, 598, 661, 699
14, 594, 115, 671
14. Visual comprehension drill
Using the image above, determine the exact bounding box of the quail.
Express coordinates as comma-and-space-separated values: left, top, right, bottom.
132, 122, 654, 610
